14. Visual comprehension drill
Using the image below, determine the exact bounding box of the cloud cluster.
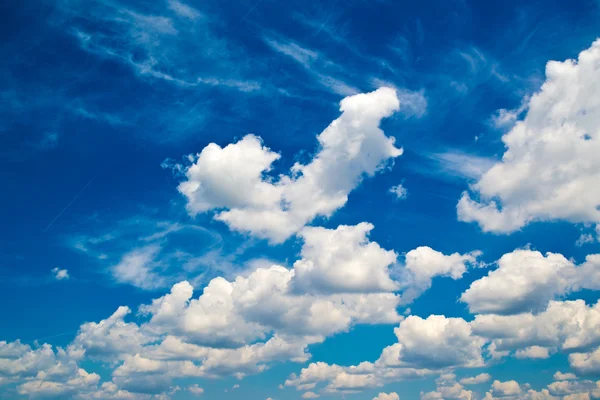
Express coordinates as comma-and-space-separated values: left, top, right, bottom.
177, 87, 403, 242
458, 40, 600, 232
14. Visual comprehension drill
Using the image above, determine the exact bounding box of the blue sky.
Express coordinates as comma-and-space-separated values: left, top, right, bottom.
2, 0, 600, 399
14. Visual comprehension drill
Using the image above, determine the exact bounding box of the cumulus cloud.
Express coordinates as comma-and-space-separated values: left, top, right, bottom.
374, 392, 400, 400
420, 374, 473, 399
0, 340, 104, 399
554, 372, 578, 381
458, 39, 600, 232
401, 246, 481, 303
471, 299, 600, 357
460, 373, 491, 385
461, 250, 600, 314
176, 87, 403, 242
515, 346, 551, 359
285, 360, 431, 395
292, 223, 399, 294
188, 383, 204, 395
379, 315, 486, 370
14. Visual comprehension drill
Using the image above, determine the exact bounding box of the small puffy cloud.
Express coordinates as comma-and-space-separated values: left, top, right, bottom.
188, 384, 204, 395
285, 360, 430, 394
302, 391, 320, 398
554, 372, 578, 381
389, 184, 408, 200
458, 39, 600, 233
52, 267, 69, 280
515, 346, 551, 359
176, 87, 403, 242
374, 392, 400, 400
460, 373, 491, 385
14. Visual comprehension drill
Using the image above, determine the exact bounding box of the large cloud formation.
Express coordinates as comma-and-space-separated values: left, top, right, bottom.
458, 40, 600, 233
176, 87, 403, 242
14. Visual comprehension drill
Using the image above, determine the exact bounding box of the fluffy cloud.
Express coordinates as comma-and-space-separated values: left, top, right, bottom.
285, 313, 487, 396
460, 373, 491, 385
458, 39, 600, 232
461, 250, 600, 315
292, 223, 399, 294
378, 315, 485, 369
471, 299, 600, 356
421, 374, 473, 400
141, 266, 402, 348
71, 306, 153, 361
491, 380, 522, 396
176, 87, 403, 242
554, 372, 577, 381
569, 347, 600, 375
188, 384, 204, 396
481, 377, 600, 399
515, 346, 551, 359
374, 393, 400, 400
285, 360, 431, 394
0, 340, 104, 399
401, 247, 480, 303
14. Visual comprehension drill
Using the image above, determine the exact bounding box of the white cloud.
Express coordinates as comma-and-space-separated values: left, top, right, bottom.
168, 0, 202, 20
389, 184, 408, 200
378, 315, 485, 370
292, 223, 399, 294
52, 267, 69, 280
515, 346, 551, 359
460, 373, 491, 385
401, 247, 480, 303
491, 380, 522, 396
374, 392, 400, 400
471, 299, 600, 356
569, 347, 600, 374
176, 88, 403, 242
461, 250, 600, 315
188, 384, 204, 395
285, 360, 431, 394
458, 39, 600, 232
71, 306, 153, 361
576, 234, 595, 247
461, 250, 575, 314
110, 245, 166, 290
554, 372, 577, 381
421, 375, 473, 400
0, 340, 104, 399
302, 391, 320, 399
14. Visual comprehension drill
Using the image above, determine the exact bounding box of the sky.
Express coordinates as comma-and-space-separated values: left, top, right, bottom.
1, 0, 600, 399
